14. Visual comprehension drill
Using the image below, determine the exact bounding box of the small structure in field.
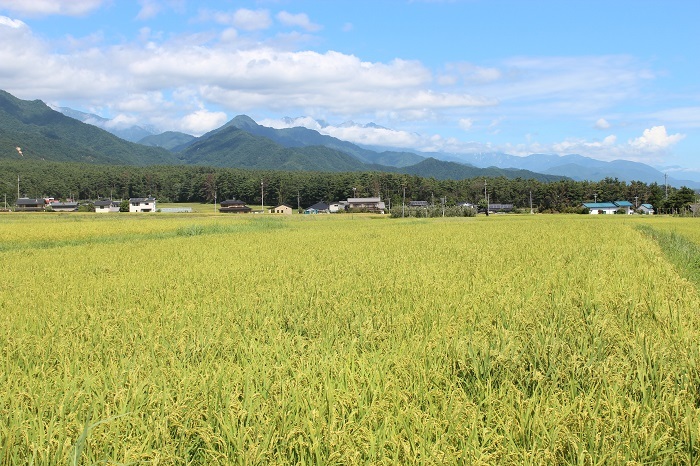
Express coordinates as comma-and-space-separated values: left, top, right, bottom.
219, 199, 252, 213
271, 204, 293, 214
488, 203, 514, 213
409, 200, 429, 208
160, 207, 193, 213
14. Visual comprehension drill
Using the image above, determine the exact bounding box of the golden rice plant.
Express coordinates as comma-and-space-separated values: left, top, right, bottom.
0, 213, 698, 464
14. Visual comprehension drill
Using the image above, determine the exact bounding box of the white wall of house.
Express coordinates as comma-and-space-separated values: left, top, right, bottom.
589, 207, 617, 214
129, 200, 156, 212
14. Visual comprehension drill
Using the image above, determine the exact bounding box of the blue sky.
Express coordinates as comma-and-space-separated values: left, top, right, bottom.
1, 0, 698, 176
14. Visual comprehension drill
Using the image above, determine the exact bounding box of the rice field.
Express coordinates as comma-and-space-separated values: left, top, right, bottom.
1, 213, 699, 465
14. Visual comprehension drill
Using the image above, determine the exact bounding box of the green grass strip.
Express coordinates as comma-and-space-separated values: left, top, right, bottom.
0, 217, 288, 253
636, 224, 700, 287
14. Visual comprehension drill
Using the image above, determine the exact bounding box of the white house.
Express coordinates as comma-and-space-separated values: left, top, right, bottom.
583, 202, 618, 214
129, 197, 157, 213
94, 200, 121, 213
329, 201, 348, 213
638, 203, 654, 215
613, 200, 634, 215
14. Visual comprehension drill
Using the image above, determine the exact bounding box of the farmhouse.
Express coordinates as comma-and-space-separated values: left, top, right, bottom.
329, 202, 347, 213
583, 200, 635, 215
94, 200, 121, 213
582, 202, 617, 214
15, 198, 45, 212
347, 197, 386, 213
306, 202, 330, 213
219, 199, 252, 213
271, 204, 293, 214
613, 200, 634, 214
638, 203, 654, 215
129, 197, 157, 212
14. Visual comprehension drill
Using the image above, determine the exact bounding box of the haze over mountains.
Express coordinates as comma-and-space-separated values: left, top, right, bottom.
2, 89, 697, 188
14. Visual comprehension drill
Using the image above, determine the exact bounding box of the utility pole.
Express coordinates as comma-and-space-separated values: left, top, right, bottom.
261, 180, 264, 213
634, 196, 638, 208
442, 196, 446, 217
530, 190, 533, 214
594, 193, 597, 203
297, 190, 300, 211
402, 185, 406, 218
484, 180, 489, 216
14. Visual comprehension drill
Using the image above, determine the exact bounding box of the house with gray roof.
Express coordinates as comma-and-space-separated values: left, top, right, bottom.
129, 197, 157, 213
15, 198, 45, 212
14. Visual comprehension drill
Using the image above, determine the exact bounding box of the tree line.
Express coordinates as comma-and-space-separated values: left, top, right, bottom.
1, 160, 696, 213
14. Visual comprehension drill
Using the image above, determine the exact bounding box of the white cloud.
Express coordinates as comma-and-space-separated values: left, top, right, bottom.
0, 15, 24, 28
629, 125, 685, 150
479, 55, 654, 116
0, 0, 105, 16
276, 11, 321, 32
458, 118, 474, 131
220, 27, 237, 42
594, 118, 611, 130
441, 62, 502, 85
648, 107, 700, 129
260, 117, 423, 148
179, 109, 228, 135
104, 113, 140, 129
136, 0, 161, 20
232, 9, 271, 31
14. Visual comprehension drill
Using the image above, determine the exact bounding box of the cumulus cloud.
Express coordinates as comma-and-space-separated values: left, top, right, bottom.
0, 0, 105, 16
0, 15, 24, 28
458, 118, 474, 131
594, 118, 611, 130
179, 109, 228, 135
260, 117, 423, 148
629, 125, 685, 150
276, 11, 321, 32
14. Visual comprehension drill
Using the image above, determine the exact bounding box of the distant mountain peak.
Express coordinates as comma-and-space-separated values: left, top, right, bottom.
52, 105, 157, 142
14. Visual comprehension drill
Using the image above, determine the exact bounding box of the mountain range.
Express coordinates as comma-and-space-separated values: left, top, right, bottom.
2, 89, 697, 188
0, 89, 562, 182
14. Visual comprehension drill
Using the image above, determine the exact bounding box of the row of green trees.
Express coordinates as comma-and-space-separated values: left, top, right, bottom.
1, 160, 697, 213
